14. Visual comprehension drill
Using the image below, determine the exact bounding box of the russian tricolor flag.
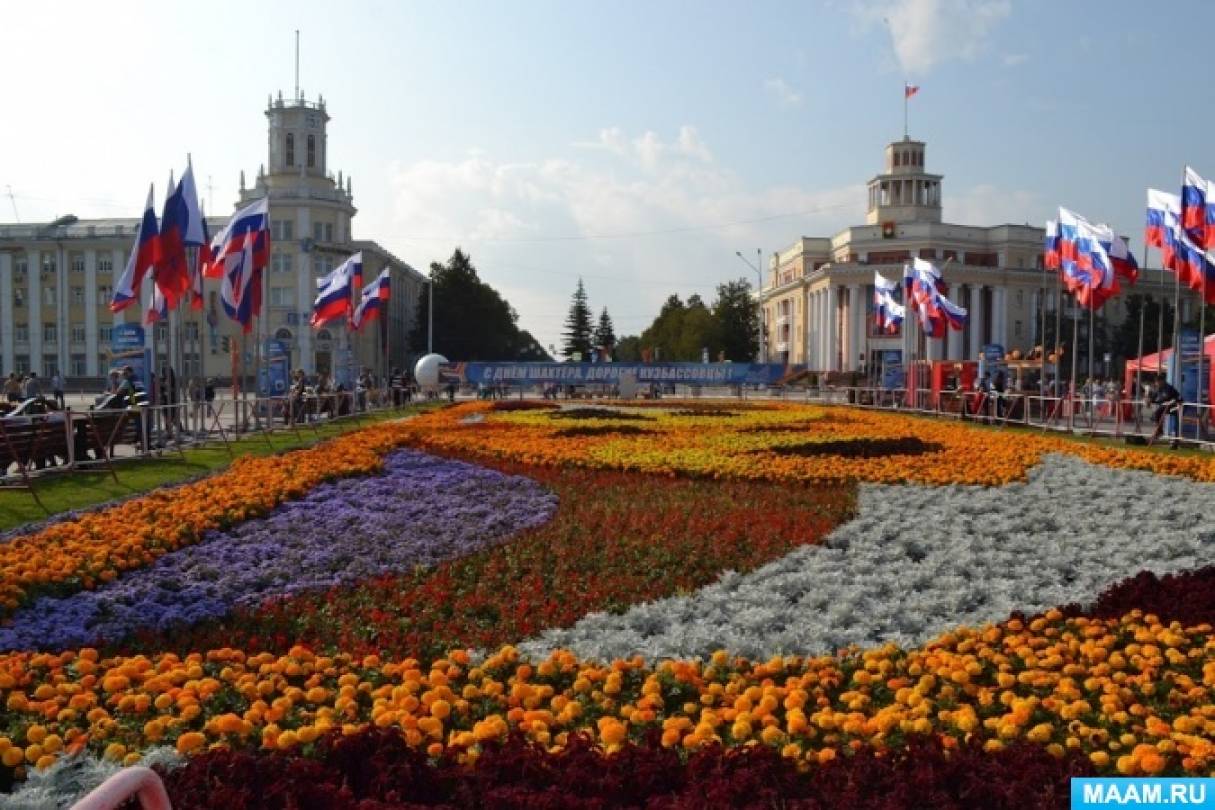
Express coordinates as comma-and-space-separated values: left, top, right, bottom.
352, 268, 391, 331
157, 170, 192, 308
215, 197, 271, 333
311, 252, 363, 328
1181, 166, 1208, 248
1108, 234, 1138, 284
1146, 189, 1180, 250
1043, 219, 1061, 269
111, 184, 161, 313
873, 271, 904, 334
144, 281, 168, 326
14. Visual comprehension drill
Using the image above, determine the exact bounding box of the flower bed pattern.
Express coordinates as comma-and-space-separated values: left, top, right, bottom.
523, 454, 1215, 662
131, 463, 852, 661
0, 451, 556, 652
399, 401, 1215, 485
0, 608, 1212, 778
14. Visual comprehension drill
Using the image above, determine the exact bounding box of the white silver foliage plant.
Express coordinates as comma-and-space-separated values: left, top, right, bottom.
521, 455, 1215, 663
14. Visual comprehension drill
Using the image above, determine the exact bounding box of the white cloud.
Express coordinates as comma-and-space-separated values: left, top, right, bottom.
384, 128, 861, 352
943, 183, 1042, 227
853, 0, 1012, 75
764, 77, 803, 108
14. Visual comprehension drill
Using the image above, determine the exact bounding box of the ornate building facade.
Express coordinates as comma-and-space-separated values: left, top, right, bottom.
0, 90, 425, 384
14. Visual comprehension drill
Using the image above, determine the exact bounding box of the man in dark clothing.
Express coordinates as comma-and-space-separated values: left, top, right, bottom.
1150, 374, 1183, 447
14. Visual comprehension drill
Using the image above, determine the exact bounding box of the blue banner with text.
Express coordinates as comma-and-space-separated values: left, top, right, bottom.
451, 362, 799, 386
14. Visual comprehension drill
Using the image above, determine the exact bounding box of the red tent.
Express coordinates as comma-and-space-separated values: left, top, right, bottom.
1124, 333, 1215, 402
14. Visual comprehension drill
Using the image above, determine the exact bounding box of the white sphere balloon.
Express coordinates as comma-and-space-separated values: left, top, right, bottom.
414, 353, 449, 393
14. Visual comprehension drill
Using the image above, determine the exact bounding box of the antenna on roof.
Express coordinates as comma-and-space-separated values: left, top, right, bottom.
5, 186, 18, 223
295, 30, 300, 101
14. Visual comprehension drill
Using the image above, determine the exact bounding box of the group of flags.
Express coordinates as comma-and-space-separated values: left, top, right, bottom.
110, 162, 273, 335
111, 163, 215, 324
1043, 208, 1139, 311
1145, 167, 1215, 303
113, 166, 392, 342
308, 251, 391, 333
872, 258, 968, 338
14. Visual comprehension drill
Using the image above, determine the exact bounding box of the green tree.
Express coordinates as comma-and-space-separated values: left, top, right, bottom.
409, 248, 551, 361
593, 307, 616, 354
713, 278, 759, 361
614, 335, 641, 361
562, 279, 594, 360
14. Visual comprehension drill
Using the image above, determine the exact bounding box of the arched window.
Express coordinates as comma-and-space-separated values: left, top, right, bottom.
317, 329, 332, 343
893, 152, 901, 167
286, 133, 295, 166
306, 134, 316, 168
275, 328, 294, 341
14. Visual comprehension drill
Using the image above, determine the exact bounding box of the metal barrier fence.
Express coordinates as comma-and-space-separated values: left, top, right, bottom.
1, 387, 431, 511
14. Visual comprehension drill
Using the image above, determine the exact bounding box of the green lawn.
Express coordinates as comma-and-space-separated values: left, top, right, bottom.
0, 402, 442, 532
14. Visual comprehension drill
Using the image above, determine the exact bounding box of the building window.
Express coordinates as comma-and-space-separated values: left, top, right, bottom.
71, 325, 86, 344
155, 324, 168, 343
14, 355, 29, 374
893, 152, 901, 167
307, 134, 316, 168
14, 325, 28, 343
72, 286, 85, 305
43, 358, 57, 378
918, 248, 937, 259
314, 222, 323, 242
98, 285, 112, 302
41, 255, 56, 275
14, 255, 28, 275
286, 133, 295, 166
99, 326, 113, 344
71, 354, 86, 376
324, 223, 333, 242
272, 252, 294, 274
313, 257, 325, 276
942, 249, 958, 261
97, 255, 113, 274
184, 322, 199, 340
965, 251, 998, 267
98, 354, 108, 373
275, 327, 293, 341
13, 287, 24, 307
1014, 320, 1022, 337
44, 285, 57, 305
44, 324, 57, 344
270, 286, 292, 307
71, 254, 85, 274
1016, 290, 1023, 307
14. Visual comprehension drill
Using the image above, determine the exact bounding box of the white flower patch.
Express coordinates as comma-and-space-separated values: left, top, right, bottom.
520, 455, 1215, 663
1, 747, 181, 809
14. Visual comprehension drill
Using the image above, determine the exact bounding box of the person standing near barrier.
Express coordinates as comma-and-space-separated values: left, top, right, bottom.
204, 378, 216, 419
4, 373, 20, 403
1150, 373, 1183, 448
22, 373, 41, 401
51, 371, 65, 410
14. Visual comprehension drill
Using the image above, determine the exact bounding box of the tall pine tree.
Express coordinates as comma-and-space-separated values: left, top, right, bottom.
561, 278, 593, 359
593, 307, 616, 353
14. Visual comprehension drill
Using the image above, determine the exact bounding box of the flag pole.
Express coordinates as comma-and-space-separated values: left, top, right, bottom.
1135, 240, 1149, 401
1069, 290, 1079, 432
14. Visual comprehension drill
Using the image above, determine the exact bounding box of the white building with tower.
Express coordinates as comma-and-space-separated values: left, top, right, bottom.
0, 89, 425, 385
759, 136, 1173, 374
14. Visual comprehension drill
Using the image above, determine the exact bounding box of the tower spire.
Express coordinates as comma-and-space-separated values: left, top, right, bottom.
295, 30, 300, 101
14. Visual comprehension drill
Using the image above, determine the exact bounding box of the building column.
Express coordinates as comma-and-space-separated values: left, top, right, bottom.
993, 287, 1007, 348
1029, 289, 1040, 350
847, 284, 862, 371
57, 244, 68, 377
298, 253, 314, 374
0, 253, 11, 375
947, 309, 962, 360
825, 285, 838, 372
85, 250, 99, 375
28, 249, 42, 376
969, 284, 985, 355
805, 289, 815, 369
816, 289, 825, 369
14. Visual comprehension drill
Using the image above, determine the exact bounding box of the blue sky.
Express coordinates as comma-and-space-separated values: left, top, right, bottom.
3, 0, 1212, 352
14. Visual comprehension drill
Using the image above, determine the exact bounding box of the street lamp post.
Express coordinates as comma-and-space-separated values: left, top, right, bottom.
735, 249, 766, 363
427, 276, 434, 355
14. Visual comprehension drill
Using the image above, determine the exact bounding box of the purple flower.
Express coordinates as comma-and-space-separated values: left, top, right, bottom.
0, 450, 556, 651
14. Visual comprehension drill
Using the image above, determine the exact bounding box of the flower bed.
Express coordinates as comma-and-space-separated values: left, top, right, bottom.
0, 419, 435, 619
0, 451, 556, 652
523, 454, 1215, 662
398, 401, 1215, 485
141, 729, 1088, 810
0, 606, 1211, 778
131, 462, 852, 661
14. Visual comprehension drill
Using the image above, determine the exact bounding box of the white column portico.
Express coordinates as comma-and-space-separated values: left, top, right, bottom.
993, 287, 1007, 348
946, 309, 962, 360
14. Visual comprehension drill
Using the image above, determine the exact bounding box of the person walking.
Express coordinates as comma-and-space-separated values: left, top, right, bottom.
1149, 373, 1183, 448
22, 372, 41, 401
50, 371, 65, 409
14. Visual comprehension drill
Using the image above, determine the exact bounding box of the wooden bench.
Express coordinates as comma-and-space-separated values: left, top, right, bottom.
0, 415, 73, 513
